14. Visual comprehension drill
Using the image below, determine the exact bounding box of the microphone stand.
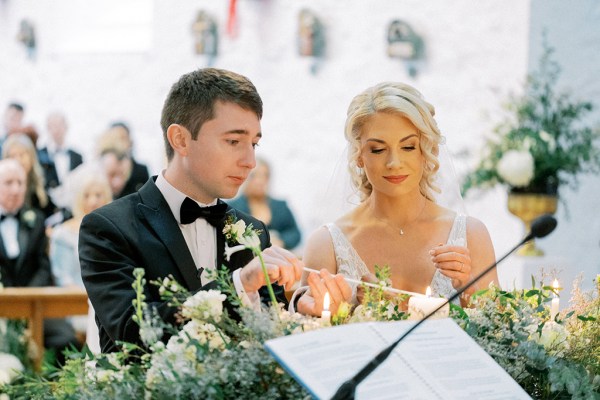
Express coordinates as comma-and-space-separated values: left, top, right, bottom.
330, 233, 534, 400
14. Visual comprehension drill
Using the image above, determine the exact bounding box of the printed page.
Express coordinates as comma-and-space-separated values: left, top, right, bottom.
266, 322, 440, 399
374, 319, 531, 399
265, 319, 531, 400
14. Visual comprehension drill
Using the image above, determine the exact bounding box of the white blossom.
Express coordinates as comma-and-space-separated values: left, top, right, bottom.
181, 289, 226, 322
237, 231, 261, 249
497, 149, 535, 187
539, 130, 557, 152
0, 353, 24, 384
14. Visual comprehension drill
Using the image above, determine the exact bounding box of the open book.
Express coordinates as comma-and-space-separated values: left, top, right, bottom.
265, 318, 531, 400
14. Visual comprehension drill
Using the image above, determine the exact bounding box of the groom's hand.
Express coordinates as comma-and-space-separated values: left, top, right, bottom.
239, 246, 303, 293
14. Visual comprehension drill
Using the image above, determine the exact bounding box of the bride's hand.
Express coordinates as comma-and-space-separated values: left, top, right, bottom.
300, 269, 352, 316
430, 244, 472, 289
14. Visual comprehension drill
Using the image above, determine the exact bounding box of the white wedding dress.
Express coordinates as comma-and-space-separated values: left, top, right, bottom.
326, 213, 467, 304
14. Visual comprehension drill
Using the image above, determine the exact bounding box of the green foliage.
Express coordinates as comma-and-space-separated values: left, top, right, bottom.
463, 41, 600, 195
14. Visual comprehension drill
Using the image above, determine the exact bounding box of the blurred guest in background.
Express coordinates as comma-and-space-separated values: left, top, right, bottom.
97, 125, 149, 198
2, 102, 38, 147
228, 157, 302, 250
2, 133, 56, 220
2, 102, 25, 140
108, 121, 150, 192
50, 168, 112, 340
38, 112, 84, 190
0, 158, 78, 364
50, 169, 112, 289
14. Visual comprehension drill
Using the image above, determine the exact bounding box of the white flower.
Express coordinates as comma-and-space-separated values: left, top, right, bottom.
230, 220, 247, 238
21, 210, 37, 228
497, 149, 535, 187
181, 289, 226, 322
0, 353, 24, 384
532, 321, 568, 351
539, 130, 556, 152
237, 230, 261, 249
179, 320, 228, 350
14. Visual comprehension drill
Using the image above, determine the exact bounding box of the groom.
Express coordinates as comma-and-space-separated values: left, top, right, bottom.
80, 68, 303, 353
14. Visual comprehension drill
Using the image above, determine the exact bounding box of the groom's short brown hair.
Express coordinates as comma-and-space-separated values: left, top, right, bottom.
160, 68, 263, 161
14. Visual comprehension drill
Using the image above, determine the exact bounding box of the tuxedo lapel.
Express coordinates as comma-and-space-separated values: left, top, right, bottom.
0, 231, 8, 267
14, 215, 32, 276
215, 208, 229, 272
137, 181, 202, 291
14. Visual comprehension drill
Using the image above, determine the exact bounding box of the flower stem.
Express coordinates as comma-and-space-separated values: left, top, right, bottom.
256, 250, 278, 307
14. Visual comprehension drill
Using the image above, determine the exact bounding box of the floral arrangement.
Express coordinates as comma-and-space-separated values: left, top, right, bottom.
458, 277, 599, 398
462, 43, 600, 196
0, 319, 33, 386
2, 219, 598, 399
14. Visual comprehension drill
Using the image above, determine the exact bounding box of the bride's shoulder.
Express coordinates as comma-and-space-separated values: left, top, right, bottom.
303, 225, 337, 272
465, 215, 491, 237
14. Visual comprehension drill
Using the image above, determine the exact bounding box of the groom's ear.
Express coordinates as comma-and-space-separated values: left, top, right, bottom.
167, 124, 190, 157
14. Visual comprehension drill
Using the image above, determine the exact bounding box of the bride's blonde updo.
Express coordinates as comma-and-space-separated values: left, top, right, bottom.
344, 82, 442, 202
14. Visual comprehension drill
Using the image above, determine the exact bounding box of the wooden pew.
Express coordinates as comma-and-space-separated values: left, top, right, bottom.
0, 287, 88, 370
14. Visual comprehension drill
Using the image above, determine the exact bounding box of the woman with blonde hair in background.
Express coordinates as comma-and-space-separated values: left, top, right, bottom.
2, 133, 55, 219
49, 167, 112, 349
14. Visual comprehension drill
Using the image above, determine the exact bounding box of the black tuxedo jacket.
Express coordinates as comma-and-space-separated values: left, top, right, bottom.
38, 147, 84, 189
79, 177, 285, 353
0, 207, 53, 287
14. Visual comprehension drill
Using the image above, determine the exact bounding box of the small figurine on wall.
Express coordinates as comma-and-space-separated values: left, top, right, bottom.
298, 8, 325, 74
192, 10, 218, 66
387, 19, 425, 77
16, 19, 36, 60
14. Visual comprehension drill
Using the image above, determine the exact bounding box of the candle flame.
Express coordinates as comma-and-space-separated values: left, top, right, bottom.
425, 286, 432, 297
323, 292, 330, 311
552, 279, 559, 289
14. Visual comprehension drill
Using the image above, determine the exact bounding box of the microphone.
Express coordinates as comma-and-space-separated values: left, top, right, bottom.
331, 214, 557, 400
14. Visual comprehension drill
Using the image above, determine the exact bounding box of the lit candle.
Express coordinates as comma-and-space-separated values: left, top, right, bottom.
321, 292, 331, 325
550, 279, 560, 320
408, 286, 449, 321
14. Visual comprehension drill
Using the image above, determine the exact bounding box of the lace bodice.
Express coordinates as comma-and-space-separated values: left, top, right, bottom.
326, 214, 467, 304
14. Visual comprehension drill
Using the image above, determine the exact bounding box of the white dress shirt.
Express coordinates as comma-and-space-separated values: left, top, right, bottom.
0, 211, 20, 259
48, 142, 70, 185
155, 172, 260, 309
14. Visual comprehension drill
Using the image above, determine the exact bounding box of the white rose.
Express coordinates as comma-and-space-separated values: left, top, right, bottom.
231, 220, 247, 238
532, 321, 568, 351
497, 150, 535, 187
0, 353, 24, 384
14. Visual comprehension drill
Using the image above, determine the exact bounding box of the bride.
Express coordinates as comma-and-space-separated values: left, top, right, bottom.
297, 82, 499, 316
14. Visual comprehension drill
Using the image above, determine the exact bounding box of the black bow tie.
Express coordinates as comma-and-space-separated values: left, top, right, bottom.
180, 197, 227, 227
0, 212, 18, 222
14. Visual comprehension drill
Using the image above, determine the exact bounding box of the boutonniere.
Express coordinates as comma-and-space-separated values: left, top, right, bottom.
222, 214, 277, 305
223, 215, 264, 261
21, 210, 37, 228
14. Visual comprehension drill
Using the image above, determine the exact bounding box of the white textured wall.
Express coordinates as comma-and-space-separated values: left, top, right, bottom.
10, 1, 599, 294
0, 0, 530, 233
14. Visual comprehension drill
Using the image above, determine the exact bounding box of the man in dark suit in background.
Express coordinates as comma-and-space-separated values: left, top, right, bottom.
80, 68, 304, 353
107, 121, 150, 197
38, 112, 83, 190
0, 159, 78, 364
